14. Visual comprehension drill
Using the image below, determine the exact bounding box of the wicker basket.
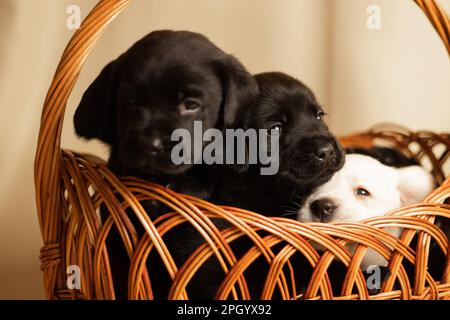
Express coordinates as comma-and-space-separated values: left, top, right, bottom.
35, 0, 450, 300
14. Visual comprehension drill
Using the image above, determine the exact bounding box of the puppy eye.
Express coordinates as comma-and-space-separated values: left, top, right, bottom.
269, 123, 283, 135
180, 99, 201, 113
317, 111, 326, 121
355, 187, 371, 197
185, 99, 200, 110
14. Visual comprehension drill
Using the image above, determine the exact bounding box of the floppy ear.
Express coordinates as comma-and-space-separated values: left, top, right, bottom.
215, 55, 258, 128
73, 60, 120, 145
397, 166, 435, 205
213, 55, 257, 174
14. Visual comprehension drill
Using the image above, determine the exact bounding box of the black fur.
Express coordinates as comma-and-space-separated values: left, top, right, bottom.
211, 72, 345, 215
346, 146, 419, 168
74, 30, 257, 188
178, 72, 346, 299
73, 30, 258, 299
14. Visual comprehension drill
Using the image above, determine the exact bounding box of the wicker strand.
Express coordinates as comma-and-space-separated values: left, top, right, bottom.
414, 0, 450, 55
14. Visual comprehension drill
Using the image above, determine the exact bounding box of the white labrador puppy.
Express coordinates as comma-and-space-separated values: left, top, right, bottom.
297, 153, 435, 269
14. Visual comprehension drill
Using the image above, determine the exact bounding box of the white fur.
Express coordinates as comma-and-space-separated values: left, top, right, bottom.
297, 154, 435, 268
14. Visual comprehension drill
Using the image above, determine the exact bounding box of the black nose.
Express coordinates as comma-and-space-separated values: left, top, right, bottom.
313, 143, 335, 161
148, 137, 164, 155
310, 199, 337, 221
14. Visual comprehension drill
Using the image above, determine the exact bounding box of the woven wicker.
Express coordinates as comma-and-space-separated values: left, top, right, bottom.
35, 0, 450, 300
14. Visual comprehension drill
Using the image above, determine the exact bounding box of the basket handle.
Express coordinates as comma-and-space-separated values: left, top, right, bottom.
34, 0, 131, 298
414, 0, 450, 55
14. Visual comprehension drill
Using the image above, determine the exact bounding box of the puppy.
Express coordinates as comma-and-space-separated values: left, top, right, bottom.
212, 72, 345, 215
297, 152, 435, 268
197, 72, 345, 299
160, 72, 345, 299
73, 30, 258, 299
74, 30, 258, 199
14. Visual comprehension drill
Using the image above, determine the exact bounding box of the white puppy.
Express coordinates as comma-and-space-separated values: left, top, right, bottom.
297, 153, 435, 268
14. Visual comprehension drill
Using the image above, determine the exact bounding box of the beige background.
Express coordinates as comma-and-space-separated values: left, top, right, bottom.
0, 0, 448, 299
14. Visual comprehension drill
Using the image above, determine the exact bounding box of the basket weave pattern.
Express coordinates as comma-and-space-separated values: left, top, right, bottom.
35, 0, 450, 300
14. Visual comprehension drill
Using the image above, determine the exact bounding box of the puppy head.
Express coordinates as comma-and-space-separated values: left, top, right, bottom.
247, 72, 344, 186
74, 30, 257, 175
297, 154, 435, 223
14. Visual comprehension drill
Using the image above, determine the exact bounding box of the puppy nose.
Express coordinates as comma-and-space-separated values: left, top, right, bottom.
313, 144, 335, 161
148, 138, 163, 155
310, 199, 337, 221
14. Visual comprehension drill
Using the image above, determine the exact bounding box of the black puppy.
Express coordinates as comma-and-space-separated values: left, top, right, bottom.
73, 30, 258, 299
212, 72, 345, 215
184, 72, 345, 299
74, 30, 257, 199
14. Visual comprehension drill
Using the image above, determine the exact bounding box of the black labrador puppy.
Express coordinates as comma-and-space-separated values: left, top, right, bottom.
212, 72, 345, 216
73, 30, 258, 299
177, 72, 346, 299
74, 29, 257, 201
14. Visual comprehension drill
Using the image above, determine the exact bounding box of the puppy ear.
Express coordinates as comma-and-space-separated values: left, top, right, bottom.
213, 55, 257, 174
74, 60, 119, 144
214, 55, 258, 128
397, 166, 435, 205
